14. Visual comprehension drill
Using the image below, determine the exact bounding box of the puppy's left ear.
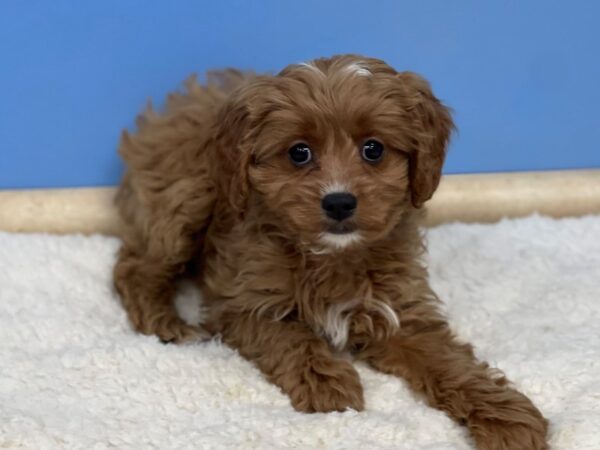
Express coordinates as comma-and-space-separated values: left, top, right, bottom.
397, 72, 454, 208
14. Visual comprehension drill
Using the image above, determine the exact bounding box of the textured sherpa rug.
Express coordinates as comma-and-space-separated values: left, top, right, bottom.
1, 215, 600, 450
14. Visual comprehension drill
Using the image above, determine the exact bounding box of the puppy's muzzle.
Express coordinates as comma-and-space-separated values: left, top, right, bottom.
321, 192, 357, 222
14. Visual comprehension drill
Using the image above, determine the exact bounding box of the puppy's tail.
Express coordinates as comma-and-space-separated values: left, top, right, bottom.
205, 69, 258, 94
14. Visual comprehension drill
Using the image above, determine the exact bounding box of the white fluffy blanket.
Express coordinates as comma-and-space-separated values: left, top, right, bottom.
1, 215, 599, 449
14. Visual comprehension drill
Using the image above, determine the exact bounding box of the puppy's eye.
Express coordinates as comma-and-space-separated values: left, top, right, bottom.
361, 139, 385, 163
288, 143, 312, 166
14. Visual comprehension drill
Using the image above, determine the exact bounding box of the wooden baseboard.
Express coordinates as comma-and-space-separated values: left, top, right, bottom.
1, 170, 599, 235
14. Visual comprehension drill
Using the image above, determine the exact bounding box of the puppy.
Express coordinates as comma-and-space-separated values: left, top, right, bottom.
114, 54, 548, 449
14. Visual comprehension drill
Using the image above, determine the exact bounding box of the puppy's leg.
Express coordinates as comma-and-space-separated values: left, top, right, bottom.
113, 83, 217, 343
114, 240, 209, 343
220, 314, 364, 413
358, 325, 548, 449
114, 176, 214, 343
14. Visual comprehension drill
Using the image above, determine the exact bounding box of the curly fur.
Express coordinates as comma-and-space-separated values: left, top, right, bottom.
113, 54, 549, 449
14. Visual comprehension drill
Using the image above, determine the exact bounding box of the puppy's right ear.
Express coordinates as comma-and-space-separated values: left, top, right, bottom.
214, 78, 269, 218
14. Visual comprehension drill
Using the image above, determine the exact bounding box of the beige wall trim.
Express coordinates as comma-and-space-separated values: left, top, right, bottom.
0, 170, 599, 235
0, 187, 122, 235
426, 169, 600, 226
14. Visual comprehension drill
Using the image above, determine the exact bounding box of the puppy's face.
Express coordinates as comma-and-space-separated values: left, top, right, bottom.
219, 55, 453, 251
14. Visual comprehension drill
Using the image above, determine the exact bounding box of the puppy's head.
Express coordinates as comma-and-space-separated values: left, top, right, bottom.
216, 55, 453, 251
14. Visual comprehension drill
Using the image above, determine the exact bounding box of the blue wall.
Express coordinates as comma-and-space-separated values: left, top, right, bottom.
1, 0, 599, 189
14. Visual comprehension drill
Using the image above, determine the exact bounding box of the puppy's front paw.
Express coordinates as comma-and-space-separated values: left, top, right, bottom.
286, 358, 364, 413
469, 414, 549, 450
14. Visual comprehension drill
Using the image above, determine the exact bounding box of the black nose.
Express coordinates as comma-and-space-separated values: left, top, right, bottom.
321, 192, 357, 221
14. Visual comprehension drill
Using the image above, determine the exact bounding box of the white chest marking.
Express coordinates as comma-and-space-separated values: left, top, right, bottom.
321, 298, 400, 350
323, 299, 361, 350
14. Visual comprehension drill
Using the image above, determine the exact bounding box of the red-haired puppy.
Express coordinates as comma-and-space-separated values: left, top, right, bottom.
114, 55, 548, 450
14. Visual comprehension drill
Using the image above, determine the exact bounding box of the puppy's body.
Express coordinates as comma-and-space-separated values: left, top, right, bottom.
114, 55, 549, 449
